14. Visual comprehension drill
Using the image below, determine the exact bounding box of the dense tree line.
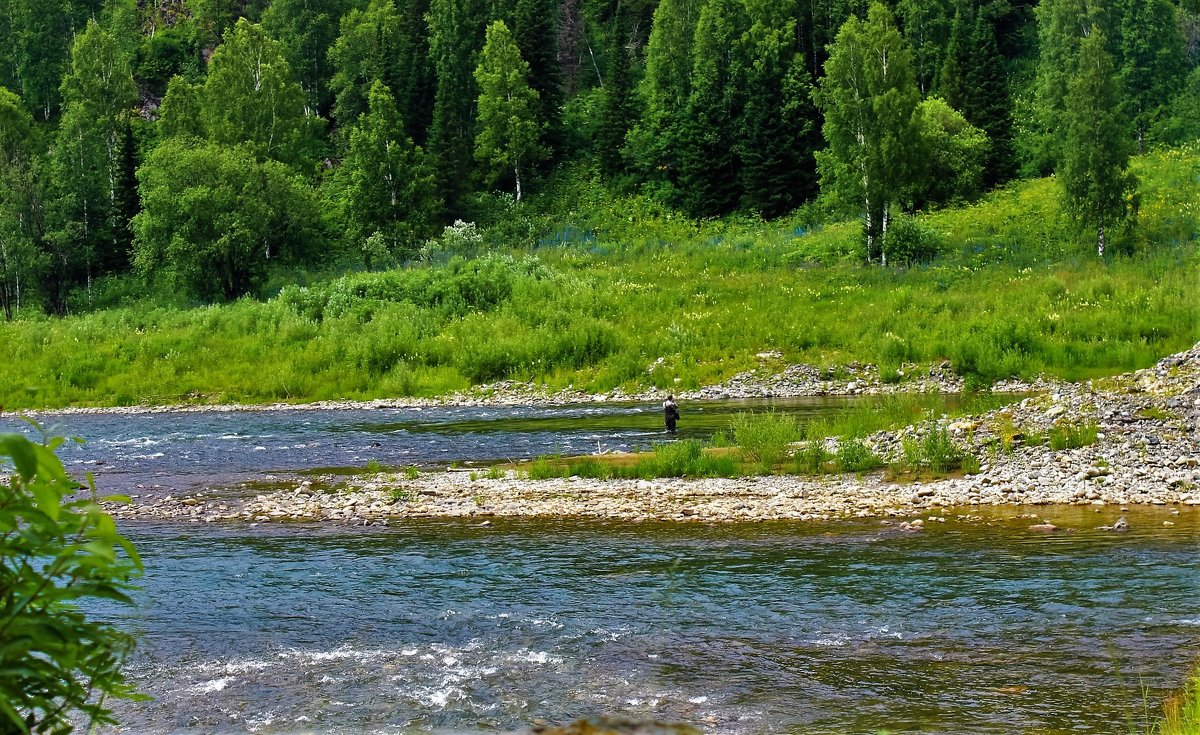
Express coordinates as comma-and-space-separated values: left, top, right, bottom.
0, 0, 1195, 314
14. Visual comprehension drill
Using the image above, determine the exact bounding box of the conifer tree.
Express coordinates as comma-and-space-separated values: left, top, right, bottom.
262, 0, 353, 116
474, 20, 545, 201
940, 2, 1015, 186
511, 0, 563, 147
1116, 0, 1186, 153
1033, 0, 1108, 173
814, 2, 922, 264
896, 0, 953, 95
677, 0, 748, 216
594, 1, 636, 176
341, 81, 440, 266
738, 0, 819, 216
428, 0, 485, 206
1060, 28, 1135, 258
13, 0, 73, 121
627, 0, 702, 191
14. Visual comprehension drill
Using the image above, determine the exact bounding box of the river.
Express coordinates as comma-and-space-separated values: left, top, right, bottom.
1, 400, 1196, 734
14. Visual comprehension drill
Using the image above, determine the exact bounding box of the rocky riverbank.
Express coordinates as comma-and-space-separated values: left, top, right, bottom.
102, 345, 1199, 525
26, 354, 1057, 416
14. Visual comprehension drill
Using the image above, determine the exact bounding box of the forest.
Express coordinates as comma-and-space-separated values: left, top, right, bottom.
0, 0, 1196, 311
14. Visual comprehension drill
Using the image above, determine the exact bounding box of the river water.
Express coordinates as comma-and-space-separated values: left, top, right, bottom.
3, 397, 980, 495
2, 401, 1196, 734
107, 514, 1199, 735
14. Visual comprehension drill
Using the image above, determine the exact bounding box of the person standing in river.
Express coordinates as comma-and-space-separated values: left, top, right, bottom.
663, 395, 680, 434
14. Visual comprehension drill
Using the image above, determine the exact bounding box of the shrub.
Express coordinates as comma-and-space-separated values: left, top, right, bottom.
921, 426, 964, 474
732, 412, 801, 473
836, 439, 883, 473
794, 441, 832, 475
0, 433, 143, 733
884, 214, 945, 266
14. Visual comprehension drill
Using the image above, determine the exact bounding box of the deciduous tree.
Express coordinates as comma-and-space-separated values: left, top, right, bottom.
132, 140, 321, 301
814, 2, 923, 264
474, 20, 545, 201
340, 81, 440, 266
1060, 28, 1136, 257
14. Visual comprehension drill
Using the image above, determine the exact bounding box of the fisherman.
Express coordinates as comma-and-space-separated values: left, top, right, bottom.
663, 394, 680, 434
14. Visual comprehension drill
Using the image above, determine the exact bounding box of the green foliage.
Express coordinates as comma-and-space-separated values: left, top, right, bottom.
427, 0, 485, 207
794, 441, 832, 475
0, 431, 142, 733
161, 19, 322, 168
836, 439, 883, 473
883, 214, 943, 266
337, 81, 440, 267
676, 0, 748, 216
1048, 420, 1099, 450
913, 97, 987, 207
897, 424, 967, 475
474, 20, 545, 201
1150, 667, 1200, 735
732, 411, 800, 473
262, 0, 352, 114
50, 18, 139, 299
1060, 29, 1137, 257
328, 0, 412, 129
814, 3, 923, 263
132, 140, 322, 301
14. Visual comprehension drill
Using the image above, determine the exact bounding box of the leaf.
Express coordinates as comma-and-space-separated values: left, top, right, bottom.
0, 435, 37, 480
29, 483, 61, 521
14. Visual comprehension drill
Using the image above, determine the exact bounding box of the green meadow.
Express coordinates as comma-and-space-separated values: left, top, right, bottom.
1, 147, 1197, 411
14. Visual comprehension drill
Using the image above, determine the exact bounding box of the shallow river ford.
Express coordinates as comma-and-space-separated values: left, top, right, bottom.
108, 515, 1200, 735
3, 401, 1197, 734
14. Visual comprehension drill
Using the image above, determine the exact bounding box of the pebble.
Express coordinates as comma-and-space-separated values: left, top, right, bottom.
99, 343, 1200, 525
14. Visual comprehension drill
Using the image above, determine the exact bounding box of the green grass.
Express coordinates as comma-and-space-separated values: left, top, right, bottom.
2, 147, 1198, 410
1151, 668, 1200, 735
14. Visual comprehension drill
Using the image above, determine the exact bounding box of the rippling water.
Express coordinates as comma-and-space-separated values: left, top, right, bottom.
2, 397, 984, 494
103, 514, 1200, 735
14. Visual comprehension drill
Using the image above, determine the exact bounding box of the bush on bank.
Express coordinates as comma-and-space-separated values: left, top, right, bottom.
0, 149, 1197, 410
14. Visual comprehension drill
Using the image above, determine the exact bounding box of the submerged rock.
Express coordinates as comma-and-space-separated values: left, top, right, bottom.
533, 718, 702, 735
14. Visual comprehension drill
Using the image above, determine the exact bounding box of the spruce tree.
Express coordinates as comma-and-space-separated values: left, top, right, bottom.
813, 2, 923, 264
428, 0, 485, 207
896, 0, 953, 95
594, 1, 637, 177
1060, 28, 1135, 258
1033, 0, 1109, 173
677, 0, 748, 216
13, 0, 73, 121
738, 0, 819, 216
511, 0, 563, 148
474, 20, 546, 201
627, 0, 702, 192
940, 3, 1015, 186
1116, 0, 1186, 153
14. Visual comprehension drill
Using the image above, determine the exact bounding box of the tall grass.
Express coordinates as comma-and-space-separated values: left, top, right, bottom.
2, 149, 1197, 409
1151, 668, 1200, 735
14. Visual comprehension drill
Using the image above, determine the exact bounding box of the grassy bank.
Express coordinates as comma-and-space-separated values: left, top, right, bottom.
1, 148, 1197, 410
514, 393, 1015, 481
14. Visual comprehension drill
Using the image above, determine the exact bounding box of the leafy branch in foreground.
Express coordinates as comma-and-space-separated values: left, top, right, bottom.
0, 430, 143, 734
